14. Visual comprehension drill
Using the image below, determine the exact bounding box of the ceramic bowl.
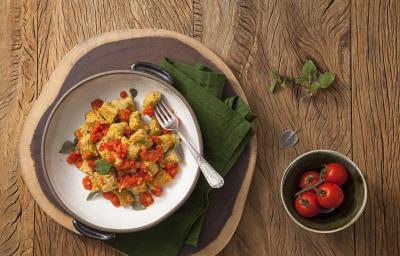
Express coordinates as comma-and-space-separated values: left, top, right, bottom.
281, 150, 367, 233
41, 67, 202, 235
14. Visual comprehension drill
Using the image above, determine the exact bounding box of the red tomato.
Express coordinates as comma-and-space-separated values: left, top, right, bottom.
144, 174, 153, 182
143, 105, 154, 117
91, 98, 104, 110
299, 170, 320, 189
75, 129, 83, 138
111, 195, 121, 207
120, 91, 128, 98
82, 176, 92, 190
119, 108, 130, 122
317, 183, 344, 209
139, 192, 154, 207
151, 136, 161, 144
140, 149, 161, 162
82, 151, 93, 159
90, 121, 108, 142
162, 129, 172, 135
151, 187, 163, 196
167, 167, 179, 178
87, 159, 96, 168
295, 192, 320, 217
67, 151, 79, 164
103, 192, 114, 200
324, 163, 348, 185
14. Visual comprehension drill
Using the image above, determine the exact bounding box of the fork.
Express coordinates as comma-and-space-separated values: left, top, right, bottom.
154, 100, 224, 188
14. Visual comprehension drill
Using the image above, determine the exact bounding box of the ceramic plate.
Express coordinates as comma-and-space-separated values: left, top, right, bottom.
42, 70, 202, 232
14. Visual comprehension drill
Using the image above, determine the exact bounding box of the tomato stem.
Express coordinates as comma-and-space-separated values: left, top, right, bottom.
295, 179, 324, 197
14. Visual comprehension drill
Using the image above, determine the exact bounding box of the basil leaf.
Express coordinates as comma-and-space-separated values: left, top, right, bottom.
137, 140, 145, 145
270, 70, 280, 93
95, 159, 112, 174
317, 72, 336, 88
302, 60, 317, 77
86, 191, 99, 201
132, 203, 146, 211
59, 140, 75, 154
129, 88, 138, 98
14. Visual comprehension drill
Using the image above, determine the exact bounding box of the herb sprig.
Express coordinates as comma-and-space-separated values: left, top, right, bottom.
270, 60, 336, 96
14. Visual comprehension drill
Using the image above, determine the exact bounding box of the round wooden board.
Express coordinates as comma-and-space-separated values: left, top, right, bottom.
19, 29, 257, 256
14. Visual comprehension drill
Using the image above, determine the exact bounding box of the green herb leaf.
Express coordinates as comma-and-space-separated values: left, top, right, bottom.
95, 159, 112, 175
123, 102, 130, 108
129, 88, 138, 98
59, 140, 75, 154
269, 70, 280, 93
86, 191, 99, 201
137, 140, 145, 145
132, 203, 145, 211
302, 60, 317, 77
317, 72, 336, 88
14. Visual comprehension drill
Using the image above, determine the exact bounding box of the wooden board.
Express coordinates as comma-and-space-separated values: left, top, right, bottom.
2, 0, 400, 255
19, 29, 257, 256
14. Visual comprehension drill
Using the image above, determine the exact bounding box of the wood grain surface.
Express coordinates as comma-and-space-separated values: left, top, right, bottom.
1, 0, 399, 255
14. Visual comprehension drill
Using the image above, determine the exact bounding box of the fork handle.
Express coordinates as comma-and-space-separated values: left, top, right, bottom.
178, 132, 224, 189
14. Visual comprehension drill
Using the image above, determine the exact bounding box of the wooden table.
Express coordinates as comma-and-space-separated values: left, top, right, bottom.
1, 0, 398, 255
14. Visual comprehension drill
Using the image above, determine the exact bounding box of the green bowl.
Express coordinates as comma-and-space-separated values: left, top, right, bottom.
280, 150, 367, 233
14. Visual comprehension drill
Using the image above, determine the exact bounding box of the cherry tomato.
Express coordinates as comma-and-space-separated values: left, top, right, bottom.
91, 98, 104, 110
299, 170, 320, 189
111, 195, 121, 207
120, 91, 128, 98
317, 183, 344, 209
151, 187, 163, 196
295, 192, 320, 217
82, 176, 92, 190
119, 108, 130, 122
324, 163, 348, 186
139, 192, 154, 207
103, 192, 114, 200
143, 105, 154, 117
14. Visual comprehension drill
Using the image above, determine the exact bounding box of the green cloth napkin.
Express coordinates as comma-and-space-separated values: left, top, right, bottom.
105, 58, 255, 256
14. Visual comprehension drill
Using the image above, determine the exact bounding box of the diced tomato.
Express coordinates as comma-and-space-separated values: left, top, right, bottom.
136, 176, 144, 185
67, 151, 82, 164
140, 149, 162, 162
144, 174, 153, 182
103, 192, 114, 200
119, 108, 130, 122
75, 160, 83, 168
120, 91, 128, 98
116, 159, 136, 171
115, 143, 128, 159
90, 121, 109, 142
139, 162, 147, 171
99, 176, 105, 186
111, 195, 121, 207
165, 162, 178, 171
87, 159, 96, 168
151, 187, 163, 197
167, 167, 179, 178
91, 98, 104, 110
107, 154, 115, 164
151, 136, 160, 144
162, 129, 172, 135
139, 192, 154, 207
118, 174, 139, 189
124, 127, 133, 137
82, 176, 92, 190
82, 151, 93, 159
75, 129, 83, 138
143, 105, 154, 117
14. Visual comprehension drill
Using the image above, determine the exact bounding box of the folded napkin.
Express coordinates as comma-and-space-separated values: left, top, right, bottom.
105, 58, 255, 256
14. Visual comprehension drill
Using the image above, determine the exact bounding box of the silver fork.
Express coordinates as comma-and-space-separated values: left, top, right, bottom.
154, 100, 224, 188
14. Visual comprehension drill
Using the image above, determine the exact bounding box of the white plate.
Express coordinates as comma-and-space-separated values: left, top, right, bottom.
42, 70, 202, 232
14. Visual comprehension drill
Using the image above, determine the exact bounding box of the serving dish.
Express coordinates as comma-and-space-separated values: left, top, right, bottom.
19, 29, 257, 255
41, 63, 202, 237
281, 149, 367, 233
